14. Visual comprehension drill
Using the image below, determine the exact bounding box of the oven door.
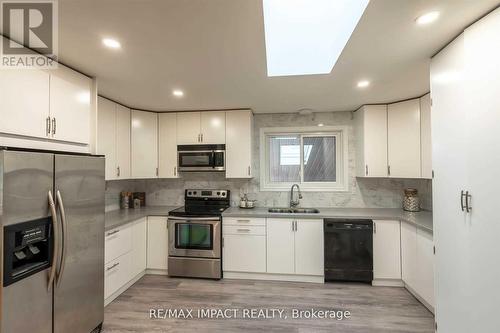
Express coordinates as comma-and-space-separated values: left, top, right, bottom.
168, 216, 221, 259
177, 150, 213, 171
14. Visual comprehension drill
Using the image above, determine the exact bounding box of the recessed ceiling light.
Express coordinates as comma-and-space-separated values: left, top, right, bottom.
318, 123, 324, 127
172, 89, 184, 97
416, 11, 440, 25
102, 38, 121, 49
357, 80, 370, 88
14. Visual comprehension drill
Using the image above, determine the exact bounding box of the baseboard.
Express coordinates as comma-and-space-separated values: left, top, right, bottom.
105, 271, 146, 306
223, 271, 324, 283
372, 279, 404, 287
145, 269, 168, 275
404, 283, 435, 314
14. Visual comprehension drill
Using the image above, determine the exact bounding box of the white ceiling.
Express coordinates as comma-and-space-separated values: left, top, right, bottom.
58, 0, 498, 113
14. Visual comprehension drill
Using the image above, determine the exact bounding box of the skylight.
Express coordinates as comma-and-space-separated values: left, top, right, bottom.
262, 0, 370, 77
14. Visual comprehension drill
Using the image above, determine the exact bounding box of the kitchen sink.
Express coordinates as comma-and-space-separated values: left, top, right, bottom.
268, 208, 320, 214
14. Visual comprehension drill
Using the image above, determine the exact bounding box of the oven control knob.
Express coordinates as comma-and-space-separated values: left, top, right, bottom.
217, 191, 220, 195
221, 192, 226, 196
188, 191, 192, 195
193, 191, 197, 195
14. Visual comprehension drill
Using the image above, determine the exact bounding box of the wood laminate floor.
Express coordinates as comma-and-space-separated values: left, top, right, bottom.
103, 275, 434, 333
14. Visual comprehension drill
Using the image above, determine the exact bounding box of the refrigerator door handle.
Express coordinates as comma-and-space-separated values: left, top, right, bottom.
47, 191, 59, 291
56, 190, 68, 287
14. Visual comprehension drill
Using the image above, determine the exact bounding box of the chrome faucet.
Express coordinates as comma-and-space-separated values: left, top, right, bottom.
290, 184, 303, 208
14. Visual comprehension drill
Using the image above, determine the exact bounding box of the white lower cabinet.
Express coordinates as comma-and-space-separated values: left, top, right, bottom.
131, 218, 147, 277
373, 220, 401, 281
104, 218, 147, 304
267, 218, 323, 276
401, 221, 435, 311
147, 217, 169, 271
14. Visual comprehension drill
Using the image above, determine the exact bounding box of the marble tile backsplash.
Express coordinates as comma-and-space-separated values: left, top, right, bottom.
106, 112, 432, 211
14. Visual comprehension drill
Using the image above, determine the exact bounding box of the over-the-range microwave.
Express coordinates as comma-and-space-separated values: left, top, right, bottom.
177, 144, 225, 172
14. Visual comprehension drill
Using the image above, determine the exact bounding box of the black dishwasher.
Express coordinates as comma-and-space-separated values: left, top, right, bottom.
324, 219, 373, 283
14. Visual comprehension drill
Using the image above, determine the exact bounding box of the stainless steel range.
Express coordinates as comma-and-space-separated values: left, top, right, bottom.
168, 189, 230, 279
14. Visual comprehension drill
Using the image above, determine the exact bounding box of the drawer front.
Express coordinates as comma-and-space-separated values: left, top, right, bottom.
104, 251, 132, 299
223, 217, 266, 226
105, 224, 132, 264
223, 225, 266, 236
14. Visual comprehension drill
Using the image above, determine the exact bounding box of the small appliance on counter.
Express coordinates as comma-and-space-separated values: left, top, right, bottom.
239, 194, 256, 209
167, 189, 230, 279
403, 188, 420, 212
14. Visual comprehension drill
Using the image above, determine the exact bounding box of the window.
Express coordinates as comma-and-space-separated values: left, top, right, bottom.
260, 126, 348, 191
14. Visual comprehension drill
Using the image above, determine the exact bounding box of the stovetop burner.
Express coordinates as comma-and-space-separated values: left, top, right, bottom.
168, 189, 230, 217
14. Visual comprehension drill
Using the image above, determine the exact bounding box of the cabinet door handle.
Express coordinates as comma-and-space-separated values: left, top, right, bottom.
117, 166, 120, 177
465, 191, 472, 213
156, 167, 159, 176
295, 220, 298, 231
387, 165, 391, 176
373, 222, 377, 234
248, 166, 251, 176
365, 165, 368, 176
201, 133, 204, 142
237, 228, 250, 232
106, 229, 119, 237
236, 219, 250, 223
460, 190, 465, 211
52, 118, 56, 135
46, 117, 51, 136
106, 263, 119, 271
174, 166, 177, 176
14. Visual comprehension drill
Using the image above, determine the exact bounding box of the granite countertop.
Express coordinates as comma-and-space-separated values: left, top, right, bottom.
222, 207, 433, 233
105, 206, 433, 233
105, 206, 179, 231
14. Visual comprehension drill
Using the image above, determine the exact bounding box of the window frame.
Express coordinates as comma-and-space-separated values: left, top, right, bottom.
260, 126, 349, 192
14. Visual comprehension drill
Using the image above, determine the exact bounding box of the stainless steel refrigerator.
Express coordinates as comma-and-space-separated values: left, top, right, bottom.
0, 148, 105, 333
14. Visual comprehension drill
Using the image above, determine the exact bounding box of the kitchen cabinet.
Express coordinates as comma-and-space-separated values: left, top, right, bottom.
49, 64, 92, 144
130, 218, 147, 277
200, 111, 226, 144
97, 97, 131, 180
222, 218, 266, 273
401, 222, 417, 289
147, 217, 168, 271
294, 220, 324, 276
177, 112, 200, 144
158, 113, 179, 178
104, 224, 132, 264
354, 105, 388, 177
226, 110, 253, 178
176, 111, 225, 144
97, 97, 116, 180
267, 218, 323, 276
104, 251, 132, 300
420, 94, 432, 179
115, 104, 131, 179
131, 110, 158, 178
267, 218, 295, 274
373, 220, 401, 281
415, 228, 434, 307
387, 99, 421, 178
0, 68, 50, 139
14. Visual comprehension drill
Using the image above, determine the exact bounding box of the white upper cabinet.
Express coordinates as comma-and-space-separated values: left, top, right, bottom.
354, 105, 388, 177
49, 65, 92, 144
373, 220, 401, 281
131, 110, 158, 178
158, 113, 179, 178
97, 97, 130, 180
177, 112, 201, 144
97, 97, 117, 180
177, 111, 226, 144
387, 99, 421, 178
200, 111, 225, 144
0, 68, 50, 139
115, 104, 131, 179
226, 110, 253, 178
420, 94, 432, 179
